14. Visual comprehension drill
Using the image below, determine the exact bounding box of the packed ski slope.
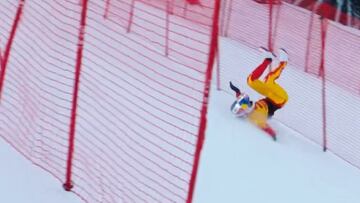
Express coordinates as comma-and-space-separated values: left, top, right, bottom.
2, 81, 360, 203
2, 37, 360, 202
0, 139, 82, 203
194, 87, 360, 203
194, 37, 360, 203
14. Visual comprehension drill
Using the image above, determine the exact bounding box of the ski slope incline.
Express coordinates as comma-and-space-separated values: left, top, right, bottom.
193, 37, 360, 203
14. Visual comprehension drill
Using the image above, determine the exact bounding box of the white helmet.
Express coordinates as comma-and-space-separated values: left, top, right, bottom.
230, 94, 253, 117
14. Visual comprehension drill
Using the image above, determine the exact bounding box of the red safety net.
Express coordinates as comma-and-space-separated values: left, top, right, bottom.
0, 0, 220, 202
218, 0, 360, 169
0, 0, 72, 181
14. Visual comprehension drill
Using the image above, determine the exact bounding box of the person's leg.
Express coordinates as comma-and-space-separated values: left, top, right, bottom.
247, 60, 289, 106
265, 61, 287, 84
249, 58, 272, 81
247, 58, 272, 96
262, 49, 289, 106
265, 48, 288, 84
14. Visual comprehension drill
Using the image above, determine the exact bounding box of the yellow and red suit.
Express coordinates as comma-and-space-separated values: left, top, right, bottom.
247, 59, 288, 129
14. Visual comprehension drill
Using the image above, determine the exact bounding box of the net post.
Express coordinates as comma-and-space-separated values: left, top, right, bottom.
104, 0, 111, 19
268, 0, 274, 52
186, 0, 221, 202
224, 0, 234, 37
165, 0, 171, 56
183, 2, 188, 19
127, 0, 136, 33
0, 0, 25, 101
216, 46, 221, 91
219, 0, 226, 35
304, 4, 316, 73
63, 0, 89, 191
320, 17, 328, 152
0, 39, 2, 72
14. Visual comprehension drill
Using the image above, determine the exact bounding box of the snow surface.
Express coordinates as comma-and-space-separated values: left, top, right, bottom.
0, 139, 82, 203
2, 66, 360, 203
194, 86, 360, 203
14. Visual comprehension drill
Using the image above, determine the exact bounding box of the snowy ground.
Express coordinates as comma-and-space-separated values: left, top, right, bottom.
2, 83, 360, 203
193, 87, 360, 203
0, 139, 82, 203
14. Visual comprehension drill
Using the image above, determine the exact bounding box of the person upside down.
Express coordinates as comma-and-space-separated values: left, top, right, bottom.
230, 48, 289, 140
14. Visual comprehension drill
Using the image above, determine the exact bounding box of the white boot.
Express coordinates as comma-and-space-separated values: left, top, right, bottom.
259, 46, 274, 60
278, 48, 288, 62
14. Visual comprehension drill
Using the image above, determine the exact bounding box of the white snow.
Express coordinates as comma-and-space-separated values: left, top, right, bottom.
0, 138, 82, 203
193, 86, 360, 203
2, 67, 360, 203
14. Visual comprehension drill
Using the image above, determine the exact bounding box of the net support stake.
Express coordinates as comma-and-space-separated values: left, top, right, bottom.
64, 0, 89, 191
0, 0, 25, 101
186, 0, 221, 202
